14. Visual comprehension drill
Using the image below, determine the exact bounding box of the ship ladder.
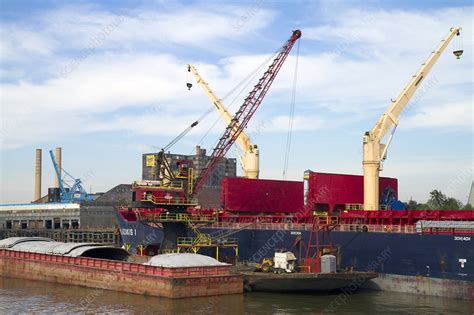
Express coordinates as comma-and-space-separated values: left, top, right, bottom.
182, 214, 212, 251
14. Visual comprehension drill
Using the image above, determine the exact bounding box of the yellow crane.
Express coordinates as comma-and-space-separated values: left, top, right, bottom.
363, 27, 463, 211
188, 64, 260, 179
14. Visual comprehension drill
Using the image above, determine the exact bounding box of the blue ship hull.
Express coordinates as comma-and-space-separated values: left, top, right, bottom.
200, 227, 473, 281
115, 212, 473, 282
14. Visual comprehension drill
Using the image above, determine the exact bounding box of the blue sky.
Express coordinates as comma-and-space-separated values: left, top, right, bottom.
0, 0, 472, 204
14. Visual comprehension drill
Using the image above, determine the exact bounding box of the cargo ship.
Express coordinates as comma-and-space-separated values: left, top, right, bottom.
115, 172, 474, 299
114, 27, 473, 299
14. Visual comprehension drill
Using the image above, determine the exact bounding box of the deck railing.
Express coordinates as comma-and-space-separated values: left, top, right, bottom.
208, 222, 437, 234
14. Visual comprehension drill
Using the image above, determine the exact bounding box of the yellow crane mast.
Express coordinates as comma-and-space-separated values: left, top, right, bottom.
188, 64, 259, 179
363, 27, 463, 211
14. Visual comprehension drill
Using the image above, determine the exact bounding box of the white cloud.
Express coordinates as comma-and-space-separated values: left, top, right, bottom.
305, 8, 470, 57
0, 53, 218, 149
403, 101, 472, 131
1, 53, 187, 113
1, 2, 473, 205
1, 4, 276, 62
1, 4, 472, 152
387, 158, 473, 202
265, 115, 325, 132
298, 7, 472, 115
0, 27, 58, 61
86, 112, 210, 137
0, 3, 281, 149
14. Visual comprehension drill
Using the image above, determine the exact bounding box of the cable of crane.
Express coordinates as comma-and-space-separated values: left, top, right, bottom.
195, 58, 270, 152
167, 53, 274, 152
158, 47, 281, 154
282, 38, 300, 179
453, 28, 463, 57
161, 106, 215, 152
192, 48, 281, 153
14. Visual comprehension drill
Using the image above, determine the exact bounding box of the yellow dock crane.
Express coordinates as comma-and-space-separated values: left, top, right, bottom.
187, 64, 260, 179
363, 27, 463, 211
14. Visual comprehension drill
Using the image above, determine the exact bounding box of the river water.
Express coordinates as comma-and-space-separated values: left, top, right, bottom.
0, 277, 471, 314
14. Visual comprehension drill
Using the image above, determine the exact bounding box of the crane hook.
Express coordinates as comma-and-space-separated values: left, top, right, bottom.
453, 50, 463, 59
453, 28, 463, 59
186, 65, 193, 90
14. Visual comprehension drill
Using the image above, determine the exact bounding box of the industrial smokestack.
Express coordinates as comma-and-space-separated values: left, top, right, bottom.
54, 147, 62, 188
34, 149, 42, 201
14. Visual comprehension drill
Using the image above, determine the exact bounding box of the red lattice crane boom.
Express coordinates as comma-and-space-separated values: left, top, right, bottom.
193, 29, 302, 194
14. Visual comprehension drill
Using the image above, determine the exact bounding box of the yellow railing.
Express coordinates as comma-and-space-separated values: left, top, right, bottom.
215, 238, 239, 246
336, 224, 417, 234
178, 236, 211, 246
183, 214, 214, 249
168, 181, 184, 189
177, 236, 238, 247
134, 181, 184, 189
140, 212, 215, 223
187, 168, 194, 195
161, 248, 180, 254
314, 215, 339, 225
209, 221, 418, 234
141, 194, 197, 206
345, 204, 364, 210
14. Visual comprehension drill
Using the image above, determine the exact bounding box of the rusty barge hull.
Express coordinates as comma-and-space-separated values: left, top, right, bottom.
0, 250, 242, 299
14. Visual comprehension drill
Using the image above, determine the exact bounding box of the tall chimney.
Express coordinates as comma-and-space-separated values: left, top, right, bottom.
34, 149, 42, 201
54, 147, 62, 188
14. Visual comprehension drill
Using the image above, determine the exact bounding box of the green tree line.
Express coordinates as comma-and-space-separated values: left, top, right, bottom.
406, 189, 473, 210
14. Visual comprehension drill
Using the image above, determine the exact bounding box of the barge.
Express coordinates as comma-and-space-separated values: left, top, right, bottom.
0, 237, 242, 298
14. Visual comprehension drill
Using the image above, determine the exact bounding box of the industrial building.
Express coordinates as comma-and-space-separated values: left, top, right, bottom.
142, 145, 237, 187
2, 143, 236, 232
1, 146, 131, 234
0, 203, 81, 230
0, 184, 133, 231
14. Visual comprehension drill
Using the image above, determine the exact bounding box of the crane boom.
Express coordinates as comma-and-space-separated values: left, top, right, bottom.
363, 27, 462, 211
187, 64, 259, 179
49, 150, 66, 196
49, 150, 93, 203
193, 29, 302, 194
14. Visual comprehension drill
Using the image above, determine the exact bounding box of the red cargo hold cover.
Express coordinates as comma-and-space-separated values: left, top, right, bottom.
306, 172, 398, 212
221, 177, 304, 213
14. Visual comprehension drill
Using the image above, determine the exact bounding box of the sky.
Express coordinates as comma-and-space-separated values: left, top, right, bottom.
0, 0, 472, 204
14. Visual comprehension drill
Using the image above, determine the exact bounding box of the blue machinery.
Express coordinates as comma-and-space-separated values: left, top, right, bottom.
381, 186, 405, 210
49, 150, 93, 203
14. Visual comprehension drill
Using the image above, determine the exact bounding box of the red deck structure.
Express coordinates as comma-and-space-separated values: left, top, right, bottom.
304, 172, 398, 214
221, 177, 304, 213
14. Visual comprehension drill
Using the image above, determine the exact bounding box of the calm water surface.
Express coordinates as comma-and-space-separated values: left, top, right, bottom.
0, 277, 471, 314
